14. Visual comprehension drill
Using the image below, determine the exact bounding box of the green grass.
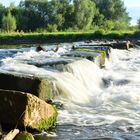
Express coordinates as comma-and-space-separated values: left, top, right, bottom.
0, 30, 139, 46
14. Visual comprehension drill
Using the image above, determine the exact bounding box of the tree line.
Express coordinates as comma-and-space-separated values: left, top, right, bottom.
0, 0, 134, 32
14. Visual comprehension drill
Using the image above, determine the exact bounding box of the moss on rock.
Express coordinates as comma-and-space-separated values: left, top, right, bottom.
76, 48, 106, 67
24, 93, 58, 131
14, 131, 34, 140
37, 108, 57, 131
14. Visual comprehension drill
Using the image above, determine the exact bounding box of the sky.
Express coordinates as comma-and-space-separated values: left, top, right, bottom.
0, 0, 140, 25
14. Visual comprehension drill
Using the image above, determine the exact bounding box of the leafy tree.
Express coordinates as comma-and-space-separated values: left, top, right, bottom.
47, 0, 71, 30
137, 18, 140, 29
63, 2, 75, 30
18, 0, 48, 31
2, 12, 16, 32
0, 3, 6, 29
92, 0, 130, 30
93, 0, 126, 20
0, 0, 132, 32
73, 0, 96, 30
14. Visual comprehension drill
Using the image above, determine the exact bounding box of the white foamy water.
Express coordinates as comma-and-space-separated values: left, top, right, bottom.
57, 48, 140, 134
51, 59, 103, 104
63, 59, 103, 92
0, 46, 140, 139
0, 48, 103, 103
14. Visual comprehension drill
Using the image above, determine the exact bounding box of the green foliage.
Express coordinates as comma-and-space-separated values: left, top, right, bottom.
137, 18, 140, 29
93, 0, 130, 20
92, 0, 130, 30
73, 0, 96, 30
2, 12, 16, 32
0, 3, 6, 28
0, 0, 131, 32
37, 110, 57, 131
47, 24, 58, 32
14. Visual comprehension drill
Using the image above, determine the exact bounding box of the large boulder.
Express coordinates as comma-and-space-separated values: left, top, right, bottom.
0, 72, 53, 101
0, 89, 57, 131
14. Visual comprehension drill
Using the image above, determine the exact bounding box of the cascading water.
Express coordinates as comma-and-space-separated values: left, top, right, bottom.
0, 45, 140, 140
52, 59, 103, 104
63, 59, 103, 92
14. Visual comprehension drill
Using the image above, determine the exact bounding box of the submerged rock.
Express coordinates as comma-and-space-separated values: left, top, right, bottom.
0, 72, 53, 101
0, 89, 57, 131
36, 45, 46, 52
14, 131, 34, 140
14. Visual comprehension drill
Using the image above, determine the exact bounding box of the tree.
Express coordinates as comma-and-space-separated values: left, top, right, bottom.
2, 12, 16, 32
45, 0, 73, 31
0, 3, 6, 29
73, 0, 96, 30
18, 0, 48, 31
137, 18, 140, 29
92, 0, 130, 30
0, 0, 131, 32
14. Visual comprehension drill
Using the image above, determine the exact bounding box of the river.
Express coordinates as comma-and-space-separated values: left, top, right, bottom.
0, 44, 140, 140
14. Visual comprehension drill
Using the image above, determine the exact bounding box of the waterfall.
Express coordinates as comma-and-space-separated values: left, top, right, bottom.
52, 72, 92, 104
63, 59, 103, 92
0, 52, 104, 104
52, 59, 103, 104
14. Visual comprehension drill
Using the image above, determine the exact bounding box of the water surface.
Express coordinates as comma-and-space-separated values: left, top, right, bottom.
0, 44, 140, 140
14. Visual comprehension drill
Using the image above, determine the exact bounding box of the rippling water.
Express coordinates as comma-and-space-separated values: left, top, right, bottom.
0, 45, 140, 140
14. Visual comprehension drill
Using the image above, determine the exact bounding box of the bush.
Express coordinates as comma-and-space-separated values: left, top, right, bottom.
2, 12, 16, 32
47, 24, 58, 32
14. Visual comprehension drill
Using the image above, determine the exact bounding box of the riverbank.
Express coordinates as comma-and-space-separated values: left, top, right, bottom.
0, 31, 140, 45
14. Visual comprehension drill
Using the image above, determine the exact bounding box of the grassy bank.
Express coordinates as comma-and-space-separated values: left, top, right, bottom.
0, 30, 140, 45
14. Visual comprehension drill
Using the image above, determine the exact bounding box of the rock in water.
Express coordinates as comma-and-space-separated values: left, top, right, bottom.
0, 72, 53, 101
3, 129, 19, 140
14, 131, 34, 140
0, 89, 57, 131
